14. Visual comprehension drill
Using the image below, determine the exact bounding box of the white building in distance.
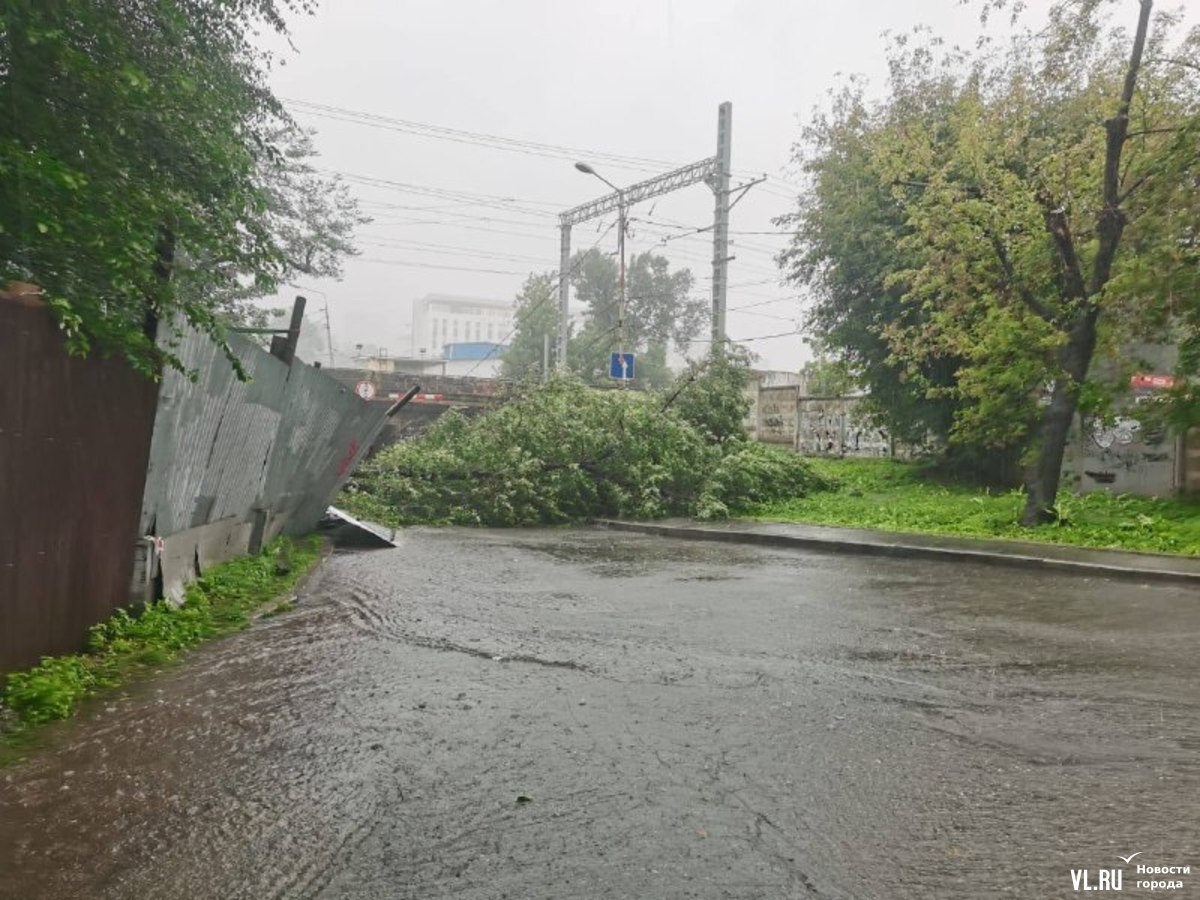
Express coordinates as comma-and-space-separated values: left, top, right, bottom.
411, 293, 515, 358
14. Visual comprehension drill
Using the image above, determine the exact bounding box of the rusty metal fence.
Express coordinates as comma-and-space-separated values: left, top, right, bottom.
2, 294, 390, 672
1, 290, 159, 671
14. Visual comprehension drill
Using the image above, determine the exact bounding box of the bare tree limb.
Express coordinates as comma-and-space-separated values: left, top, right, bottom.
985, 230, 1056, 321
1041, 204, 1089, 302
1091, 0, 1153, 296
1126, 126, 1185, 139
1117, 173, 1152, 205
1159, 56, 1200, 73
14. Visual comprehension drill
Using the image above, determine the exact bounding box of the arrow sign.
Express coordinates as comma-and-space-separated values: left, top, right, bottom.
609, 352, 635, 381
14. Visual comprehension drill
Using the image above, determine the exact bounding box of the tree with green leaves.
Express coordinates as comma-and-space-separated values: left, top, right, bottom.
778, 77, 969, 458
799, 354, 857, 398
0, 0, 362, 377
566, 247, 706, 389
783, 0, 1200, 519
208, 127, 370, 327
344, 367, 830, 527
501, 272, 559, 380
664, 345, 755, 445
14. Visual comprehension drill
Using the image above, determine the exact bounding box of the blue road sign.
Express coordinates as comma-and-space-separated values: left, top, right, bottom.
609, 352, 635, 380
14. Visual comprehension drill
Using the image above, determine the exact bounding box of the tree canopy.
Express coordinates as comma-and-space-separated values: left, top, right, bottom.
782, 0, 1200, 516
344, 363, 827, 527
500, 272, 559, 381
208, 127, 370, 327
567, 248, 705, 389
501, 248, 706, 388
0, 0, 362, 376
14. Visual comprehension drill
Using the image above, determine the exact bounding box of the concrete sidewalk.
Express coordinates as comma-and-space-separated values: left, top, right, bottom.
595, 517, 1200, 585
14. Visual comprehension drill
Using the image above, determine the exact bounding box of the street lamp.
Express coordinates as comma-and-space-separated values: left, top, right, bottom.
575, 162, 628, 381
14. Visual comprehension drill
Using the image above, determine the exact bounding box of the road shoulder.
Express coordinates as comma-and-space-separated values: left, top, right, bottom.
595, 518, 1200, 585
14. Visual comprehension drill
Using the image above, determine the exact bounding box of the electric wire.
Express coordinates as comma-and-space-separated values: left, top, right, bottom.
460, 220, 617, 377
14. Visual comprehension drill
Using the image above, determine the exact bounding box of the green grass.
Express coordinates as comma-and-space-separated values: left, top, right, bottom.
746, 458, 1200, 556
0, 536, 324, 760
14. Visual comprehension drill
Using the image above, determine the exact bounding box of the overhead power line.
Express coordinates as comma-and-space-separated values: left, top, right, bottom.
693, 329, 802, 344
319, 168, 561, 219
356, 237, 551, 265
461, 221, 618, 377
733, 329, 802, 342
728, 296, 796, 312
287, 98, 680, 175
287, 96, 804, 200
361, 217, 555, 242
357, 258, 529, 276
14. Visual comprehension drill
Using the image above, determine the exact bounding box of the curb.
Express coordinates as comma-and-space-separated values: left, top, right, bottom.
595, 520, 1200, 586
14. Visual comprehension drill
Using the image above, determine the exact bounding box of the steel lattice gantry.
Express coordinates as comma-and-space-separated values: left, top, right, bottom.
557, 102, 734, 369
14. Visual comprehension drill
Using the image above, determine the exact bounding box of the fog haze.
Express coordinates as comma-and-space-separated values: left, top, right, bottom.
262, 0, 1080, 371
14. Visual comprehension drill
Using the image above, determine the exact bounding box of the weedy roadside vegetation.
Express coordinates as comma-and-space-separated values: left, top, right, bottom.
0, 536, 323, 757
751, 458, 1200, 556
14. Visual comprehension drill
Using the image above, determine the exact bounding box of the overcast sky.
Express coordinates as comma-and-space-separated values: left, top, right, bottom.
259, 0, 1167, 371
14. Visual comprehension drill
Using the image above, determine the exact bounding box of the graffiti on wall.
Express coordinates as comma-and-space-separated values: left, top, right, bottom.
1090, 416, 1143, 452
757, 386, 799, 445
1075, 411, 1175, 495
796, 398, 890, 458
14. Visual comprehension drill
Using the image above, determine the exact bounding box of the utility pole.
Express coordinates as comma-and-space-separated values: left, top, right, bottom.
323, 300, 335, 367
558, 103, 744, 370
285, 284, 335, 367
710, 101, 732, 356
557, 225, 571, 371
616, 192, 627, 362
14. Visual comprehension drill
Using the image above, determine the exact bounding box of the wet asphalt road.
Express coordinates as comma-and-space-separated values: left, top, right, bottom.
2, 528, 1199, 899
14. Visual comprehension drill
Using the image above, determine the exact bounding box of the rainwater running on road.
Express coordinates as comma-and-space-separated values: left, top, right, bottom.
2, 528, 1198, 899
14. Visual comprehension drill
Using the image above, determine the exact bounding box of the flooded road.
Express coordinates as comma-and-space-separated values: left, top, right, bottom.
2, 528, 1198, 899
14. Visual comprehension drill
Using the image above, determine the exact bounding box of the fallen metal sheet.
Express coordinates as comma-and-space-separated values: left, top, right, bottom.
320, 506, 398, 549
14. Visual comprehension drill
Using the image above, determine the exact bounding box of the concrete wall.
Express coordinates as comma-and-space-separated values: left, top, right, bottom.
1184, 428, 1200, 493
322, 368, 510, 450
747, 355, 1193, 496
756, 385, 800, 446
1063, 344, 1192, 497
322, 369, 509, 400
755, 385, 893, 459
745, 371, 801, 441
1066, 414, 1187, 497
795, 397, 891, 458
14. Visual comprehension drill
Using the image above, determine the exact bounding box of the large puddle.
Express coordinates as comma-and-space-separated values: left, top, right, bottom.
3, 528, 1198, 898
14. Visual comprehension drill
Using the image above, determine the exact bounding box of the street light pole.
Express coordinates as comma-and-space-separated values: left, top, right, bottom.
289, 283, 335, 367
616, 191, 627, 361
574, 162, 628, 381
560, 105, 737, 371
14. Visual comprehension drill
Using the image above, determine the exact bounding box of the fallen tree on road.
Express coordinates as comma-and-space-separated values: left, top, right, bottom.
342, 369, 832, 527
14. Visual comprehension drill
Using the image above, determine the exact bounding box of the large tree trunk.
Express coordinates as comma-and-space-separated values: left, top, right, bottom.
1021, 309, 1099, 525
1020, 0, 1151, 527
145, 223, 175, 341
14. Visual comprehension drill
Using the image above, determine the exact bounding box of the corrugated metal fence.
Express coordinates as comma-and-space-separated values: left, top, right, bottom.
136, 329, 390, 602
2, 294, 389, 671
1, 289, 159, 671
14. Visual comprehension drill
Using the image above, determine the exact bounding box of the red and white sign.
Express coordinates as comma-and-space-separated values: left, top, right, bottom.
1130, 373, 1176, 391
354, 381, 377, 401
411, 393, 444, 403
